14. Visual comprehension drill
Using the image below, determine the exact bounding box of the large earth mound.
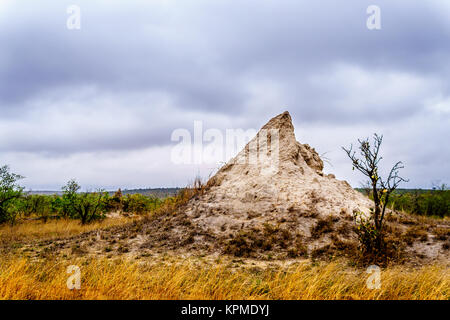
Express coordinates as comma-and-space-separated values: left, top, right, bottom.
17, 112, 448, 264
185, 111, 373, 237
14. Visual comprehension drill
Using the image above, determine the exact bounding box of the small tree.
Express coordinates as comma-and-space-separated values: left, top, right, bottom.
0, 165, 24, 224
73, 191, 106, 224
61, 179, 81, 218
61, 180, 106, 224
343, 134, 408, 252
110, 188, 124, 212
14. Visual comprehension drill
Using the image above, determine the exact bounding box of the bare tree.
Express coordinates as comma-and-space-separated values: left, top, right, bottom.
343, 134, 408, 234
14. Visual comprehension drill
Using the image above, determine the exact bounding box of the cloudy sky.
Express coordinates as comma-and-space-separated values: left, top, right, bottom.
0, 0, 449, 190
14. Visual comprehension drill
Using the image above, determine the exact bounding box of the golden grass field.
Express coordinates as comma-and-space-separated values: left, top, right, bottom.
0, 217, 137, 242
0, 256, 448, 300
0, 217, 448, 300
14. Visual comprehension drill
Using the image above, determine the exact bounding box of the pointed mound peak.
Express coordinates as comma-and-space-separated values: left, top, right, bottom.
261, 111, 294, 132
206, 111, 325, 191
258, 111, 324, 173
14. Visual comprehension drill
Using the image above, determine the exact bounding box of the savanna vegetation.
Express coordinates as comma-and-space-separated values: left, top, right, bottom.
342, 134, 449, 266
356, 187, 449, 220
375, 188, 448, 218
0, 163, 448, 300
0, 257, 447, 300
0, 167, 167, 226
343, 134, 408, 258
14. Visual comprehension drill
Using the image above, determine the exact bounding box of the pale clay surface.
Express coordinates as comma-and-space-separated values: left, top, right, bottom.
185, 111, 373, 236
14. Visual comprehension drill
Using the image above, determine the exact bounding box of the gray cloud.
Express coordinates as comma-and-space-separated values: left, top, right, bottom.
0, 0, 449, 189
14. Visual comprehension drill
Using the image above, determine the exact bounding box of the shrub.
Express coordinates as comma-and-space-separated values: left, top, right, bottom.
403, 226, 428, 245
72, 191, 107, 225
310, 216, 334, 239
60, 179, 81, 218
123, 194, 161, 215
353, 211, 382, 255
105, 189, 124, 212
59, 180, 108, 224
432, 227, 450, 241
343, 134, 408, 260
287, 238, 308, 258
386, 188, 449, 218
352, 211, 404, 264
223, 233, 253, 257
20, 194, 53, 221
0, 165, 24, 224
223, 224, 297, 258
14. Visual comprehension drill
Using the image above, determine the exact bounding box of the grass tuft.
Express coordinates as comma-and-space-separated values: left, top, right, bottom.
0, 257, 447, 300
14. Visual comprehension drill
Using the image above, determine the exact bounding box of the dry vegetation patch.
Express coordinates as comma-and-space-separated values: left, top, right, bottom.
0, 217, 137, 244
0, 256, 447, 300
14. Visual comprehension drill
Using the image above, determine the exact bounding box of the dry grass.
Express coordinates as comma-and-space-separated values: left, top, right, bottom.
0, 180, 204, 245
310, 216, 335, 239
0, 256, 447, 300
0, 191, 448, 300
0, 217, 138, 243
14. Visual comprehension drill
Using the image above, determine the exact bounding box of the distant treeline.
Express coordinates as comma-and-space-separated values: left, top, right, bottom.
16, 185, 167, 224
29, 188, 181, 198
0, 170, 176, 225
356, 187, 449, 218
0, 163, 193, 225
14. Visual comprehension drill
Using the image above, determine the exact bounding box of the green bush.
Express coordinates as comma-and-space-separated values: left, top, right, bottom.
104, 189, 123, 212
353, 211, 381, 255
0, 165, 24, 224
59, 179, 81, 218
0, 176, 169, 224
19, 194, 53, 221
357, 187, 449, 218
72, 191, 107, 224
388, 189, 448, 218
57, 180, 108, 224
123, 193, 162, 214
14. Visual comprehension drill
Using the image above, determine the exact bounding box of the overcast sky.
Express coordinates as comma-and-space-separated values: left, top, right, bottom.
0, 0, 449, 190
